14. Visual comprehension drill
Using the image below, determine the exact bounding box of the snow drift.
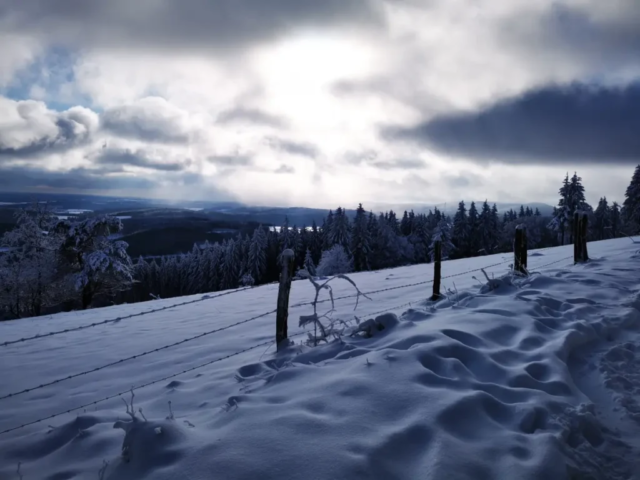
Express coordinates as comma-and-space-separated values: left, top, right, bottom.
1, 238, 640, 479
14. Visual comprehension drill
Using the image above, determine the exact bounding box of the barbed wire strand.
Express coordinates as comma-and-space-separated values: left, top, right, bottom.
0, 309, 277, 402
1, 286, 255, 348
0, 339, 274, 437
289, 259, 514, 310
2, 246, 632, 436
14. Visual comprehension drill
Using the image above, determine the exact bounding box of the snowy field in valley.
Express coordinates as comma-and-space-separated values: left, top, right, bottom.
1, 238, 640, 479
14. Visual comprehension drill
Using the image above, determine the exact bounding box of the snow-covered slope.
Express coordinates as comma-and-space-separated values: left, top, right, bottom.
1, 238, 640, 479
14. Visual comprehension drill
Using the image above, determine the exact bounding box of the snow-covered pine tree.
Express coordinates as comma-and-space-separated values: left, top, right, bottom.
623, 164, 640, 233
248, 226, 268, 284
429, 217, 455, 260
303, 248, 316, 276
221, 239, 241, 290
400, 211, 411, 236
329, 207, 351, 254
54, 215, 133, 309
316, 245, 353, 276
452, 201, 470, 257
409, 214, 430, 264
387, 210, 400, 235
322, 210, 334, 251
0, 203, 59, 318
351, 203, 372, 272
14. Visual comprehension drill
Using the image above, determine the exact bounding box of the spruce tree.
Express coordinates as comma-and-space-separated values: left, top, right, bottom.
593, 197, 611, 240
351, 203, 372, 272
623, 164, 640, 233
330, 207, 351, 253
611, 202, 622, 238
322, 210, 334, 250
452, 201, 469, 258
400, 211, 411, 236
248, 226, 268, 283
467, 202, 479, 256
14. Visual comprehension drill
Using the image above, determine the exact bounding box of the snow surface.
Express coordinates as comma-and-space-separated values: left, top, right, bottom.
1, 238, 640, 479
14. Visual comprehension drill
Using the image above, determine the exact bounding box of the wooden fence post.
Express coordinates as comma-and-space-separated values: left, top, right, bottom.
432, 240, 442, 301
580, 213, 589, 262
276, 249, 295, 350
514, 226, 528, 274
573, 212, 581, 264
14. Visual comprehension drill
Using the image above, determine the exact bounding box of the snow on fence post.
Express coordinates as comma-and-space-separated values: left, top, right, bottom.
580, 213, 589, 262
276, 249, 295, 350
514, 225, 528, 274
432, 240, 442, 300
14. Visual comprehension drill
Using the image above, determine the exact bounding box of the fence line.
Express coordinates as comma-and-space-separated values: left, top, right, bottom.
289, 259, 514, 311
0, 339, 274, 436
1, 235, 622, 435
0, 257, 532, 402
1, 286, 255, 348
0, 308, 277, 402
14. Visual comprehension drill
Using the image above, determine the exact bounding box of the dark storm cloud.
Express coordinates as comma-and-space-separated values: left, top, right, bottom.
515, 3, 640, 69
383, 82, 640, 165
96, 148, 189, 172
0, 165, 157, 191
266, 137, 319, 159
0, 0, 384, 52
216, 108, 288, 129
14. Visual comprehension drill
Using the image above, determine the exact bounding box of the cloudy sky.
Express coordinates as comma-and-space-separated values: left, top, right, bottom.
0, 0, 639, 209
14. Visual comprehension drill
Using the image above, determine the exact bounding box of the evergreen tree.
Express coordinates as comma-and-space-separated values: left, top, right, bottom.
519, 205, 526, 218
330, 207, 351, 253
429, 218, 455, 260
248, 226, 268, 283
351, 203, 372, 272
303, 248, 316, 276
322, 210, 334, 250
593, 197, 611, 240
316, 245, 353, 276
467, 202, 479, 256
623, 164, 640, 233
452, 201, 470, 257
611, 202, 622, 238
400, 211, 411, 236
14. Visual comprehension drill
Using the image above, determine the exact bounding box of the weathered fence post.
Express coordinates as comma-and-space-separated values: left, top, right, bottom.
276, 249, 295, 350
573, 212, 581, 263
514, 225, 528, 274
580, 213, 589, 262
432, 240, 442, 300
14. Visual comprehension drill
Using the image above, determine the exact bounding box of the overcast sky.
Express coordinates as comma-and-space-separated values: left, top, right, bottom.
1, 0, 639, 208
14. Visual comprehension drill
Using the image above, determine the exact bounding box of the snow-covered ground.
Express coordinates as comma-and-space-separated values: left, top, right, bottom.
1, 238, 640, 479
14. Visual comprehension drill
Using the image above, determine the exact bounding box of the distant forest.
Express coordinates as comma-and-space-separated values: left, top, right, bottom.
1, 167, 640, 321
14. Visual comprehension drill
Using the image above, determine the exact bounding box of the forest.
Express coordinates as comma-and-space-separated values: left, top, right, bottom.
1, 168, 640, 321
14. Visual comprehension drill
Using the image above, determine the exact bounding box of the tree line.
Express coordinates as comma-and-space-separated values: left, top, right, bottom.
2, 166, 640, 320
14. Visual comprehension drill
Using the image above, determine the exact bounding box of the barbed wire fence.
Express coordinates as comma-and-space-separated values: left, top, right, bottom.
0, 234, 627, 437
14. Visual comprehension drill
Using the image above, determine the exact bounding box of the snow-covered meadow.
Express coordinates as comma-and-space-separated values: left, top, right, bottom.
1, 238, 640, 479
